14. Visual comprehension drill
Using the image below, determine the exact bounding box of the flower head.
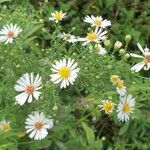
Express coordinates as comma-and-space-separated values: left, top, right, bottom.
117, 95, 135, 122
0, 23, 22, 44
110, 75, 120, 84
130, 43, 150, 72
115, 79, 126, 96
89, 44, 107, 55
50, 58, 80, 88
84, 15, 111, 29
25, 112, 53, 140
78, 28, 107, 46
0, 120, 11, 132
98, 100, 115, 114
49, 10, 66, 23
59, 32, 78, 43
14, 73, 42, 105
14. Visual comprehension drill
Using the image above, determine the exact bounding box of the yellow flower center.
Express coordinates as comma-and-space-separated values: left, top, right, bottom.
86, 32, 97, 41
1, 123, 10, 131
58, 67, 70, 79
116, 80, 124, 89
26, 85, 34, 94
34, 122, 43, 129
7, 31, 14, 38
122, 103, 130, 113
54, 12, 63, 20
103, 102, 114, 113
94, 18, 102, 26
110, 75, 120, 84
144, 55, 150, 63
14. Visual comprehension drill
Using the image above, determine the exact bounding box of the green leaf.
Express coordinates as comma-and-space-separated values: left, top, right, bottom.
118, 122, 129, 136
0, 0, 11, 3
81, 122, 95, 145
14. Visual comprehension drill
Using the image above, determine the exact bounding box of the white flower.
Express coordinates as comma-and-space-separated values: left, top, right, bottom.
0, 120, 11, 132
25, 112, 53, 140
59, 32, 78, 43
78, 28, 107, 46
130, 43, 150, 72
117, 95, 135, 122
14, 73, 42, 106
84, 15, 111, 29
50, 58, 80, 89
89, 44, 107, 55
98, 100, 115, 114
115, 79, 126, 96
49, 10, 66, 23
0, 23, 22, 44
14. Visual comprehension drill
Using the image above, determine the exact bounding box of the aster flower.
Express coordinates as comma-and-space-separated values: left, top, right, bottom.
0, 120, 11, 132
117, 94, 135, 122
59, 32, 78, 43
0, 23, 22, 44
78, 28, 107, 46
49, 10, 66, 23
50, 58, 80, 89
25, 112, 53, 140
84, 15, 111, 29
115, 79, 127, 96
130, 43, 150, 72
14, 73, 42, 105
98, 100, 115, 114
89, 44, 107, 55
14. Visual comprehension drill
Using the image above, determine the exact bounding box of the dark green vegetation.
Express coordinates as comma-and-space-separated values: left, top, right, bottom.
0, 0, 150, 150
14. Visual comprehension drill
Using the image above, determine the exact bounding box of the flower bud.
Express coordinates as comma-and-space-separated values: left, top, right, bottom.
39, 19, 44, 23
124, 53, 130, 60
119, 48, 126, 56
104, 39, 110, 47
114, 41, 122, 50
125, 35, 131, 43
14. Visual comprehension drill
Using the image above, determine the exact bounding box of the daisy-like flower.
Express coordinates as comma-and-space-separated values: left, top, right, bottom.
89, 44, 107, 55
115, 79, 126, 96
84, 15, 111, 29
59, 32, 78, 43
117, 94, 135, 122
0, 120, 11, 132
25, 112, 53, 140
14, 73, 42, 106
50, 58, 80, 89
0, 23, 22, 44
98, 100, 115, 114
78, 28, 107, 46
130, 43, 150, 72
110, 75, 120, 84
49, 10, 66, 23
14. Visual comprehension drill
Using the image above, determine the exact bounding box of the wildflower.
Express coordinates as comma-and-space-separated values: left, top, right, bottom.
0, 23, 22, 44
78, 28, 107, 46
89, 44, 107, 55
49, 10, 66, 23
0, 120, 11, 132
117, 94, 135, 122
14, 73, 42, 105
98, 100, 115, 114
59, 32, 78, 43
115, 79, 126, 96
130, 43, 150, 72
84, 15, 111, 29
50, 58, 80, 88
110, 75, 120, 84
25, 112, 53, 140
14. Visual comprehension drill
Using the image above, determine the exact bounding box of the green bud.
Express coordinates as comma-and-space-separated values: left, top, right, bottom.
39, 19, 44, 23
125, 35, 131, 43
104, 39, 110, 47
119, 48, 126, 56
124, 53, 130, 60
114, 41, 122, 50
